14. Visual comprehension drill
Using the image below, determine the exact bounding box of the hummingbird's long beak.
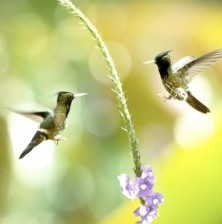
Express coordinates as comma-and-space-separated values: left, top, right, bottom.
74, 93, 87, 98
143, 60, 155, 64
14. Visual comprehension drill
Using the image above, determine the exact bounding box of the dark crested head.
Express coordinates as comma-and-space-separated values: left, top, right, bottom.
153, 50, 172, 78
57, 91, 74, 104
55, 92, 86, 117
144, 50, 171, 65
57, 91, 87, 104
155, 50, 171, 63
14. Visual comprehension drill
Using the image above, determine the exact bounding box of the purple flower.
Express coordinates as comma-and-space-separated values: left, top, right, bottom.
118, 165, 163, 224
134, 166, 154, 201
134, 192, 163, 224
118, 174, 136, 199
134, 205, 157, 224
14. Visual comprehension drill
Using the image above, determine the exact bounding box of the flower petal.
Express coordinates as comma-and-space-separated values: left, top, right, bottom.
118, 174, 136, 199
118, 165, 163, 224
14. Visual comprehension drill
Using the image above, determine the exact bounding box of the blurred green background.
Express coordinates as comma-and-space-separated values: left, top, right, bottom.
1, 0, 222, 223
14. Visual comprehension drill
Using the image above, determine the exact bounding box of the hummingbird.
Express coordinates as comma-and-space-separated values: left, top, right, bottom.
144, 49, 222, 113
16, 91, 87, 159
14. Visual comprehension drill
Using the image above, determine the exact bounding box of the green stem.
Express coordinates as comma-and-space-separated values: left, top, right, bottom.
58, 0, 142, 177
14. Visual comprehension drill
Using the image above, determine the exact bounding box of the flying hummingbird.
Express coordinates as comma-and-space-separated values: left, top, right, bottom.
144, 49, 222, 113
16, 91, 87, 159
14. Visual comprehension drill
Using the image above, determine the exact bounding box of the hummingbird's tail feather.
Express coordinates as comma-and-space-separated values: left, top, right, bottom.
186, 91, 210, 114
19, 130, 48, 159
19, 144, 35, 159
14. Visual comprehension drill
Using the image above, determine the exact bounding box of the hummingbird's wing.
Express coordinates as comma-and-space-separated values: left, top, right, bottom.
172, 56, 194, 71
173, 49, 222, 84
10, 110, 52, 123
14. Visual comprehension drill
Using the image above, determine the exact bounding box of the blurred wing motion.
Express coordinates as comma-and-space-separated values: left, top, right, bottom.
10, 110, 52, 123
174, 49, 222, 83
172, 56, 194, 71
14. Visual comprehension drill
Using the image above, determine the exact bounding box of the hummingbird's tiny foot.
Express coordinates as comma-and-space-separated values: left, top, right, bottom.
157, 93, 170, 102
54, 135, 66, 145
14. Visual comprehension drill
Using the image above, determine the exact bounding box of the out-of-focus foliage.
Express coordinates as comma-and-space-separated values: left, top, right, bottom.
1, 0, 222, 224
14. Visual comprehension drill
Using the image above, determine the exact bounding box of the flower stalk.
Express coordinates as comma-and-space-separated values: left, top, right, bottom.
58, 0, 142, 177
58, 2, 163, 223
